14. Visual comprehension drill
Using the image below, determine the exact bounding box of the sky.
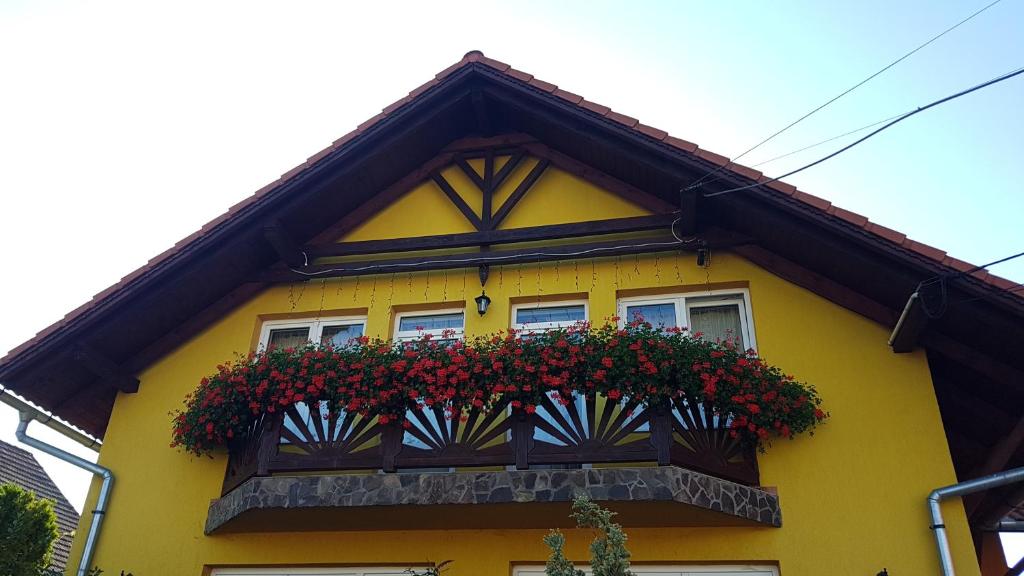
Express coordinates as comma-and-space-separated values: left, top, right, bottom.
0, 0, 1022, 565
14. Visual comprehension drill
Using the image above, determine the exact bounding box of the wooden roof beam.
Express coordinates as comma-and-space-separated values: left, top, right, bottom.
306, 214, 682, 258
71, 344, 139, 394
926, 331, 1024, 393
264, 229, 750, 282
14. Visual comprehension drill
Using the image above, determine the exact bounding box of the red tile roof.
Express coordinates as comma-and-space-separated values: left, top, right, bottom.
1, 50, 1020, 369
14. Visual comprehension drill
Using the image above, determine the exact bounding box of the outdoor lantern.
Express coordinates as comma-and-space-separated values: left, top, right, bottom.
475, 291, 491, 315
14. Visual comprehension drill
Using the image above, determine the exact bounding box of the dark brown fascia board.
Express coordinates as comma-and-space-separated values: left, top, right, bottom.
0, 65, 484, 382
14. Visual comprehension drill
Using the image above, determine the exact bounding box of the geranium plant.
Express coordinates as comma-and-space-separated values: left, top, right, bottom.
171, 319, 826, 456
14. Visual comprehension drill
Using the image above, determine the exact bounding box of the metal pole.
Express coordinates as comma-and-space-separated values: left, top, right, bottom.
16, 413, 113, 576
928, 466, 1024, 576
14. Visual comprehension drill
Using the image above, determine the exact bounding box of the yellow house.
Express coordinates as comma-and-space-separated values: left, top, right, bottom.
2, 51, 1023, 576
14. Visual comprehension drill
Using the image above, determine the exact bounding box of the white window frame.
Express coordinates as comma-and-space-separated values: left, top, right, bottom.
617, 288, 757, 350
514, 564, 778, 576
511, 299, 589, 333
393, 308, 465, 342
211, 567, 426, 576
258, 315, 367, 349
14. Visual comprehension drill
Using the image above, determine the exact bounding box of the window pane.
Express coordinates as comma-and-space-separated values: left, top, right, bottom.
516, 305, 585, 325
268, 327, 310, 349
398, 312, 464, 332
321, 323, 364, 347
625, 303, 677, 328
689, 304, 744, 347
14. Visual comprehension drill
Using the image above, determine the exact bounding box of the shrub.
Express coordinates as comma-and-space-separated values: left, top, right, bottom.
0, 482, 59, 576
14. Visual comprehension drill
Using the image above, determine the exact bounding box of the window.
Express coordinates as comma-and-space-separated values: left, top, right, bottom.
514, 566, 778, 576
258, 316, 367, 350
512, 300, 587, 333
617, 289, 756, 350
510, 300, 588, 468
211, 567, 423, 576
394, 309, 465, 343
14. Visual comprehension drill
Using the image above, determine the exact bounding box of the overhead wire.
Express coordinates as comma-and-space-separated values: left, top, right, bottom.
702, 65, 1024, 198
918, 249, 1024, 315
685, 0, 1004, 191
748, 108, 914, 168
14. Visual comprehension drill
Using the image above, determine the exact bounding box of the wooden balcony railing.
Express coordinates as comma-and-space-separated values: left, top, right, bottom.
221, 393, 759, 496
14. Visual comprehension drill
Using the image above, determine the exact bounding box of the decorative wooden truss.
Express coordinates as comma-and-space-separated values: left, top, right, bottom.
221, 395, 759, 496
260, 139, 741, 282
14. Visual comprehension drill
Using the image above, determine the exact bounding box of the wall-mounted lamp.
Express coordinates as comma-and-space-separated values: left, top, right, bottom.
696, 243, 711, 268
475, 291, 491, 316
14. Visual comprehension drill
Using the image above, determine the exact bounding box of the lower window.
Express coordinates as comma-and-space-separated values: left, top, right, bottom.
211, 568, 421, 576
515, 566, 778, 576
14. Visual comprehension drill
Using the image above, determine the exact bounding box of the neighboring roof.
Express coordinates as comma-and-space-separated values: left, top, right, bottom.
0, 440, 80, 572
0, 50, 1021, 463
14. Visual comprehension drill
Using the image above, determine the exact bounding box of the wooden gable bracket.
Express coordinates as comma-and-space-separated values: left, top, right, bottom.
71, 343, 140, 394
430, 170, 485, 230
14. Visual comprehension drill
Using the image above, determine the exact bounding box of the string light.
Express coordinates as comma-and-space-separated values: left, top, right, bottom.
316, 279, 327, 320
387, 273, 396, 310
674, 253, 683, 284
573, 260, 579, 291
352, 276, 360, 303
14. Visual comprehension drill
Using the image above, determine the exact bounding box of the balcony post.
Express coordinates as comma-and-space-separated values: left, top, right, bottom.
256, 413, 283, 476
380, 422, 403, 472
650, 404, 672, 466
511, 409, 534, 470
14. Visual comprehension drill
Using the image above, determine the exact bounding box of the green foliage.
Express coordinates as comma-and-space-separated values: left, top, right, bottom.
83, 568, 134, 576
544, 496, 633, 576
0, 482, 60, 576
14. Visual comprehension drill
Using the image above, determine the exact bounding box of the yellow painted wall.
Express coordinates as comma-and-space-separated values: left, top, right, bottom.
67, 157, 978, 576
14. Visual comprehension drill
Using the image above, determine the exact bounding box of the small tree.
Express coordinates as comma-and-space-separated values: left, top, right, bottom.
0, 482, 60, 576
544, 496, 633, 576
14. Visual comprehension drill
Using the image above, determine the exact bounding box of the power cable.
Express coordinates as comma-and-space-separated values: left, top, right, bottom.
702, 65, 1024, 198
685, 0, 1004, 191
748, 109, 914, 168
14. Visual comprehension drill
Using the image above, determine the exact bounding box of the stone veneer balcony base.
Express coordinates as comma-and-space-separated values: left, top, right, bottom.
206, 465, 781, 534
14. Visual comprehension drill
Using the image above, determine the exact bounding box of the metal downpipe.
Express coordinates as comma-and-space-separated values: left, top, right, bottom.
16, 412, 113, 576
928, 466, 1024, 576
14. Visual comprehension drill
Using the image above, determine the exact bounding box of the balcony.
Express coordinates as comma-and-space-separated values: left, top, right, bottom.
207, 395, 776, 534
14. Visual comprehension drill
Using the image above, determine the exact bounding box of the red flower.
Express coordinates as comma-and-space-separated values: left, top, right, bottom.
601, 357, 613, 368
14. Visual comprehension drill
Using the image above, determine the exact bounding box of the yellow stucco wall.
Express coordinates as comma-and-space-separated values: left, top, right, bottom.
67, 160, 978, 575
